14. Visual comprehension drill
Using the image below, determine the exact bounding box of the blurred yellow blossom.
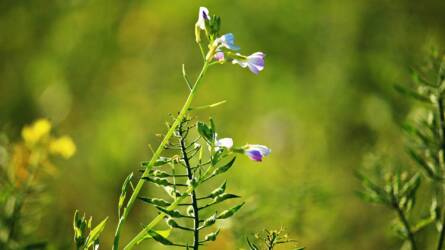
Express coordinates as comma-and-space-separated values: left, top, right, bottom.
21, 119, 52, 146
11, 144, 30, 186
49, 136, 76, 159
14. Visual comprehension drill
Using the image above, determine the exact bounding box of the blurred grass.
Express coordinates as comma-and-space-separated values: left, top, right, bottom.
1, 0, 445, 249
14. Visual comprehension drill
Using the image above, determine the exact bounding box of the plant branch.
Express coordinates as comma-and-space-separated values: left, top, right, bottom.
394, 204, 418, 250
179, 122, 200, 250
435, 60, 445, 250
113, 61, 210, 250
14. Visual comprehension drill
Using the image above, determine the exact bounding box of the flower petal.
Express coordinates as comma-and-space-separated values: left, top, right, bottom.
215, 138, 233, 149
247, 64, 261, 74
214, 51, 225, 61
197, 7, 210, 30
245, 150, 263, 162
217, 33, 240, 51
247, 144, 271, 156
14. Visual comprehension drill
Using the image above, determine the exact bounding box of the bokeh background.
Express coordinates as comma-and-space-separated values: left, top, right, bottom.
1, 0, 445, 249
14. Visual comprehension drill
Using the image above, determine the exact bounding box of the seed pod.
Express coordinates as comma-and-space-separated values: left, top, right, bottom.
217, 202, 245, 219
202, 214, 217, 228
204, 229, 220, 241
210, 181, 227, 198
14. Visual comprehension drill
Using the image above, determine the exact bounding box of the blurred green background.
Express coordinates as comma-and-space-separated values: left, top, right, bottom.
1, 0, 445, 249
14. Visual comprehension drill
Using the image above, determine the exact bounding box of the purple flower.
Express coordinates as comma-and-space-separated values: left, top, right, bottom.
232, 52, 265, 74
196, 7, 210, 30
214, 51, 225, 62
214, 33, 240, 51
244, 144, 271, 162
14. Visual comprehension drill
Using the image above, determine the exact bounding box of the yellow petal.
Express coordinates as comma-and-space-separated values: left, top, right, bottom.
49, 136, 76, 159
22, 118, 52, 145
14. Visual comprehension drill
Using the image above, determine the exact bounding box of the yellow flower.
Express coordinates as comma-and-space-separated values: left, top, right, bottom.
11, 144, 30, 186
22, 119, 52, 146
49, 136, 76, 159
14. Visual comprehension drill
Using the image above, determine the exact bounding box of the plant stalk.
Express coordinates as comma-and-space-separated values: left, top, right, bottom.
179, 124, 200, 250
435, 61, 445, 250
395, 205, 418, 250
113, 61, 209, 250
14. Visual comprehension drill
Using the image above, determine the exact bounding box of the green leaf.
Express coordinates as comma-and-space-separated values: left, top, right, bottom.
118, 172, 133, 216
141, 157, 171, 169
214, 193, 240, 203
211, 149, 225, 166
217, 202, 245, 219
200, 193, 241, 211
137, 229, 172, 245
210, 181, 227, 198
201, 213, 217, 228
154, 157, 172, 166
138, 197, 171, 207
400, 174, 421, 198
86, 217, 108, 248
197, 121, 214, 142
357, 173, 390, 204
394, 84, 430, 103
73, 210, 88, 247
146, 229, 174, 245
210, 117, 216, 132
142, 177, 173, 186
213, 157, 236, 175
247, 237, 260, 250
150, 170, 171, 177
166, 217, 179, 228
156, 206, 188, 218
407, 148, 439, 180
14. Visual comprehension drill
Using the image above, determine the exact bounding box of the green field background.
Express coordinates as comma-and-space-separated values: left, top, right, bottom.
1, 0, 445, 249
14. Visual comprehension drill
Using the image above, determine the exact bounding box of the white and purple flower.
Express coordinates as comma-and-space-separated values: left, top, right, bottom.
232, 52, 265, 74
214, 33, 240, 51
243, 144, 271, 162
196, 7, 210, 30
214, 51, 225, 62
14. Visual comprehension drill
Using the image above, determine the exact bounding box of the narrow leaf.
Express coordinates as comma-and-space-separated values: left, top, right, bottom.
86, 217, 108, 248
217, 202, 245, 219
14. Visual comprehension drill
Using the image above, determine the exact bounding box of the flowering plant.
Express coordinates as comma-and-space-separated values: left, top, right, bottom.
0, 119, 76, 249
73, 6, 270, 250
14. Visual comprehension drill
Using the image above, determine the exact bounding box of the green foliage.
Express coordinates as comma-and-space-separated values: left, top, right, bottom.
359, 51, 445, 250
73, 210, 108, 250
246, 228, 303, 250
135, 117, 245, 249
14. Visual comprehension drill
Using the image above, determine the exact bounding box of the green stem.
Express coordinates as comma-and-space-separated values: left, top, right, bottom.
124, 189, 190, 250
6, 155, 40, 245
395, 205, 417, 250
113, 61, 210, 250
437, 98, 445, 250
435, 61, 445, 250
179, 124, 200, 250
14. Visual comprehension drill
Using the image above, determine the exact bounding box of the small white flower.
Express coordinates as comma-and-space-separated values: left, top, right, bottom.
215, 137, 233, 150
196, 7, 210, 30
